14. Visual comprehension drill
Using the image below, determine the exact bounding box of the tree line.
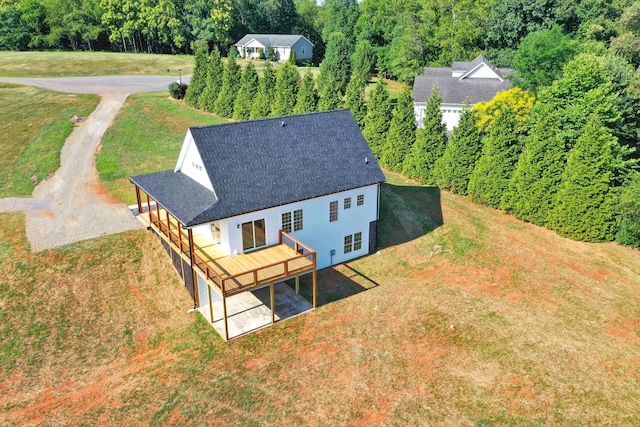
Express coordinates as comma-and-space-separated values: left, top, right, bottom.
2, 0, 640, 76
179, 29, 640, 248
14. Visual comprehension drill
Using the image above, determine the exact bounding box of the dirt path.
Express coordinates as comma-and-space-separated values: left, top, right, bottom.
0, 76, 189, 251
25, 93, 141, 251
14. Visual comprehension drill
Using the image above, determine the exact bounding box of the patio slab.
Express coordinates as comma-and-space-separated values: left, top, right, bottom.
197, 281, 312, 340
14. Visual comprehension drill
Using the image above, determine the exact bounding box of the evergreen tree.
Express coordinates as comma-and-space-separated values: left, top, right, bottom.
381, 86, 416, 173
288, 50, 297, 64
271, 62, 300, 116
250, 60, 276, 119
294, 69, 319, 114
351, 39, 376, 82
616, 171, 640, 247
317, 31, 352, 93
214, 53, 242, 117
362, 79, 392, 160
502, 103, 566, 225
467, 110, 521, 208
199, 47, 223, 112
433, 102, 482, 195
343, 72, 367, 128
184, 45, 208, 107
402, 86, 447, 184
549, 115, 619, 242
318, 76, 343, 111
233, 61, 260, 120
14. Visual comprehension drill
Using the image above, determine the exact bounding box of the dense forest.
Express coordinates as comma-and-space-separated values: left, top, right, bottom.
3, 0, 639, 246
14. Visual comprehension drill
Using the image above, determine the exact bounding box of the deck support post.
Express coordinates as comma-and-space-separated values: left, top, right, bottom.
207, 283, 214, 323
222, 295, 229, 341
270, 282, 275, 325
135, 186, 142, 216
312, 269, 317, 309
295, 276, 300, 295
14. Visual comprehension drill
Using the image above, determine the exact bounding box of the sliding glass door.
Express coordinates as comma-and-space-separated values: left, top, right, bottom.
242, 219, 266, 251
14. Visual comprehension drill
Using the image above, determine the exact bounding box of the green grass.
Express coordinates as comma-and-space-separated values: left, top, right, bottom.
0, 83, 99, 197
97, 92, 226, 204
0, 51, 194, 78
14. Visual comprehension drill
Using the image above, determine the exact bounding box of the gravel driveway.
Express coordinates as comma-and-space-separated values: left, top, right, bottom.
0, 75, 188, 251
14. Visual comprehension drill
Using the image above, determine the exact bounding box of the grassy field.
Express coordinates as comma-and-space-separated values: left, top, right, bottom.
0, 51, 194, 77
0, 83, 99, 197
98, 92, 227, 204
1, 169, 640, 425
2, 54, 640, 425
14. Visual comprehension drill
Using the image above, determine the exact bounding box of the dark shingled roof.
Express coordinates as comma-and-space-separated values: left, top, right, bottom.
130, 110, 385, 227
413, 55, 513, 105
235, 34, 313, 48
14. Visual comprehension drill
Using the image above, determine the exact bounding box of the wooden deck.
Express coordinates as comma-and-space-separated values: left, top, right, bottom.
138, 207, 316, 297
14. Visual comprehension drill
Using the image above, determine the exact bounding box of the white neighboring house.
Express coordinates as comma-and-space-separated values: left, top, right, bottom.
235, 34, 314, 62
413, 55, 513, 131
129, 110, 385, 340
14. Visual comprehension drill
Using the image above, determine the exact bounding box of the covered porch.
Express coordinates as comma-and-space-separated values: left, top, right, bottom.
133, 185, 317, 341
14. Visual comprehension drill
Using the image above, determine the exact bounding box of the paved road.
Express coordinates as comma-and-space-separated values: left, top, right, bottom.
0, 75, 190, 251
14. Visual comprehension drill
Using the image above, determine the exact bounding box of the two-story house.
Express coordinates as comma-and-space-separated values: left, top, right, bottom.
129, 110, 385, 340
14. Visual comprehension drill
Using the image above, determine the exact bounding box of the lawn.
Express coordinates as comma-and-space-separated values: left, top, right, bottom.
2, 55, 640, 425
0, 51, 194, 77
97, 92, 227, 204
1, 169, 640, 425
0, 83, 99, 197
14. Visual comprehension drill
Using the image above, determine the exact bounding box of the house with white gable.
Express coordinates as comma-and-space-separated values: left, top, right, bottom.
413, 55, 513, 131
129, 110, 385, 340
235, 34, 314, 62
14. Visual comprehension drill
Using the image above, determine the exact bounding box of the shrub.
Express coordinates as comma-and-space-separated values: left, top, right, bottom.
168, 82, 188, 99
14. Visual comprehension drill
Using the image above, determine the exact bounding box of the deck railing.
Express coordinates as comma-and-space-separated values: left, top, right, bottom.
143, 199, 315, 297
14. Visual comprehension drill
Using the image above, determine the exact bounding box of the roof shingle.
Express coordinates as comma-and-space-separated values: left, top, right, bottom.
130, 110, 385, 227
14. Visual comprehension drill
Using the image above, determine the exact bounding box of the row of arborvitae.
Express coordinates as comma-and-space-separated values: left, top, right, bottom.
363, 52, 640, 247
182, 36, 372, 123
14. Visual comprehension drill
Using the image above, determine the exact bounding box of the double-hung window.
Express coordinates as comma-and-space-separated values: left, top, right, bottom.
282, 209, 303, 233
329, 201, 338, 222
344, 232, 362, 254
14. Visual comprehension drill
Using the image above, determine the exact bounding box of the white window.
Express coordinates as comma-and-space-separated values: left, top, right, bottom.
344, 232, 362, 254
330, 201, 338, 222
282, 209, 303, 233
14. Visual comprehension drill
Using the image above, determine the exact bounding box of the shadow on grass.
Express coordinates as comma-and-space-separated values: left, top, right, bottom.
377, 181, 443, 249
289, 263, 381, 308
287, 181, 442, 308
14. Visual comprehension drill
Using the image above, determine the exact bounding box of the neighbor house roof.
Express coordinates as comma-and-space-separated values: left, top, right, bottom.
413, 55, 513, 105
130, 110, 385, 227
235, 34, 314, 48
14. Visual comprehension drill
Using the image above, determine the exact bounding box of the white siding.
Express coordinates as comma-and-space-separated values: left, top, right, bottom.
415, 103, 460, 131
290, 39, 313, 61
190, 184, 380, 269
462, 64, 501, 80
174, 130, 214, 191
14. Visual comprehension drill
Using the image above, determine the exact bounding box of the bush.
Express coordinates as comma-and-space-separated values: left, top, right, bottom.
168, 82, 188, 99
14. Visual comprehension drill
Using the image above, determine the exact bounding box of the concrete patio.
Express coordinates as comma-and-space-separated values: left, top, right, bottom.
197, 281, 312, 340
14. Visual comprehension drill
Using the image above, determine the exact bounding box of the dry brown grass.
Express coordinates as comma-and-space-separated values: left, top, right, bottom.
1, 171, 640, 426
